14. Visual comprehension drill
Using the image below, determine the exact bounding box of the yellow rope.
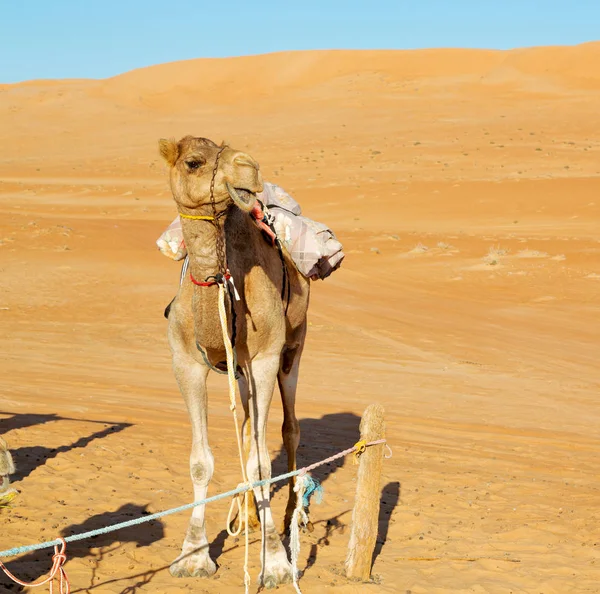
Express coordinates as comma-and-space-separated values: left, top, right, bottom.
0, 490, 17, 508
178, 213, 215, 221
217, 282, 251, 593
352, 439, 367, 464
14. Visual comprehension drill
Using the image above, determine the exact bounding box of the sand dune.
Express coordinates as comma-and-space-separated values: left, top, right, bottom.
1, 42, 599, 593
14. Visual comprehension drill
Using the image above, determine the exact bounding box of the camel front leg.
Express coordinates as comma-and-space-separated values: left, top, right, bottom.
169, 354, 217, 578
245, 355, 293, 589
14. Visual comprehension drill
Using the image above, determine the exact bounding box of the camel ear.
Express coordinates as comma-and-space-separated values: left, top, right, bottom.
220, 139, 229, 148
158, 138, 179, 166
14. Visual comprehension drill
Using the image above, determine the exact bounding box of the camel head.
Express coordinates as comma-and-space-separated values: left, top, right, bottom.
158, 136, 263, 213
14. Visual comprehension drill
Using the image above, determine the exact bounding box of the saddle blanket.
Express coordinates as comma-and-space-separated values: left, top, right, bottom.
156, 182, 345, 281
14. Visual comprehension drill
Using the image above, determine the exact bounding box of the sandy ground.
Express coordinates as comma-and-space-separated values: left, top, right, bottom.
1, 44, 600, 594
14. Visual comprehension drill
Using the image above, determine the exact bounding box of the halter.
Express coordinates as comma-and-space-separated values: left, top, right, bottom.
179, 145, 230, 285
178, 213, 216, 221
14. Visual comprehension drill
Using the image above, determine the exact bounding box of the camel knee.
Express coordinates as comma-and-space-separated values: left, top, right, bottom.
191, 462, 212, 485
190, 447, 214, 486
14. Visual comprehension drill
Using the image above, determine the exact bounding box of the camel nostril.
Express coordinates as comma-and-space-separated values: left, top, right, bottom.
233, 155, 258, 169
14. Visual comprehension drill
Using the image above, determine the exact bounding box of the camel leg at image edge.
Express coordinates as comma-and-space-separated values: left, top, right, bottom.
169, 357, 217, 578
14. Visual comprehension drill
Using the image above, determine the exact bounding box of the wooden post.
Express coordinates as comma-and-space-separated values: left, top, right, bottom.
345, 403, 385, 580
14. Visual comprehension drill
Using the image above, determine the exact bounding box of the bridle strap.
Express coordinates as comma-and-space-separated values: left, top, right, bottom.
190, 271, 231, 287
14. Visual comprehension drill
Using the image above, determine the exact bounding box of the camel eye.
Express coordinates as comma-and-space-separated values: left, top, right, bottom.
185, 160, 203, 171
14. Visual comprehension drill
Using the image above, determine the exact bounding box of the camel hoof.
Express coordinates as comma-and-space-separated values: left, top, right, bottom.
262, 562, 293, 589
169, 552, 217, 579
283, 512, 314, 535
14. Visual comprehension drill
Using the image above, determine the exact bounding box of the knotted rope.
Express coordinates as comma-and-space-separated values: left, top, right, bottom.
290, 475, 310, 594
0, 538, 69, 594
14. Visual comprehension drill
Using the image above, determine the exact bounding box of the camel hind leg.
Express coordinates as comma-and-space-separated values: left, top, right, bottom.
244, 354, 293, 588
278, 325, 312, 533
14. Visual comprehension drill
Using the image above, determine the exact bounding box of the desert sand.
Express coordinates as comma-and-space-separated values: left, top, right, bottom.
1, 43, 600, 593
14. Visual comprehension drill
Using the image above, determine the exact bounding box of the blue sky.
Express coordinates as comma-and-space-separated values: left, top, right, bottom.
2, 0, 599, 83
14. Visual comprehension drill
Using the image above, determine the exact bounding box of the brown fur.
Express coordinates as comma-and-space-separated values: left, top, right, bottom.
160, 136, 310, 586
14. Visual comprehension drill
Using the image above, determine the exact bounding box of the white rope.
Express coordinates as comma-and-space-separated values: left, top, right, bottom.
217, 280, 251, 593
290, 475, 309, 594
179, 255, 190, 285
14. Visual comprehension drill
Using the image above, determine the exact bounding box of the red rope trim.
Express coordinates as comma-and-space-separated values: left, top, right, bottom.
189, 272, 231, 287
250, 201, 277, 246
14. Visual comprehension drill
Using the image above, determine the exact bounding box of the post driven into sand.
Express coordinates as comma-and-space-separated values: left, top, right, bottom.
345, 403, 386, 581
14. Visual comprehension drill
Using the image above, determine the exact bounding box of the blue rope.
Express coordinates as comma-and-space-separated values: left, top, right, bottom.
301, 475, 323, 507
0, 468, 302, 558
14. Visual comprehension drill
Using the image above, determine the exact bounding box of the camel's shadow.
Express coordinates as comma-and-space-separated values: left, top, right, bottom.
270, 411, 361, 497
0, 412, 65, 433
0, 412, 132, 484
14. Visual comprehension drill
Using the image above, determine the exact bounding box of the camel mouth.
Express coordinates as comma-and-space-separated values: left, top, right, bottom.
0, 475, 10, 492
226, 183, 256, 213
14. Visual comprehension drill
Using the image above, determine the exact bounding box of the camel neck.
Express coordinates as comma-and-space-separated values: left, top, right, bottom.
180, 210, 243, 353
180, 217, 226, 281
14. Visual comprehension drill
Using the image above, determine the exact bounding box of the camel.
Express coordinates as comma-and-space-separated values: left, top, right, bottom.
159, 135, 310, 588
0, 436, 16, 501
